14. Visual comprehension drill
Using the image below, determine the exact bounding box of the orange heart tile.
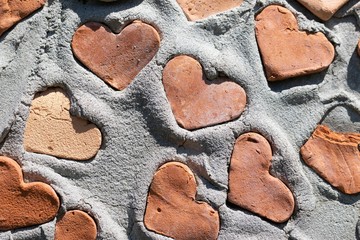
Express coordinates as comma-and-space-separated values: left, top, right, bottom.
162, 55, 247, 130
176, 0, 243, 21
0, 156, 60, 231
228, 133, 295, 223
55, 210, 97, 240
144, 162, 220, 240
23, 88, 102, 160
296, 0, 349, 21
301, 125, 360, 194
255, 5, 335, 81
72, 21, 160, 90
0, 0, 46, 37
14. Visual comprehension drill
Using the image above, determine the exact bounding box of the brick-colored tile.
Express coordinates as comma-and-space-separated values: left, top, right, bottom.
0, 156, 60, 231
296, 0, 349, 21
163, 55, 247, 130
255, 5, 335, 81
144, 162, 220, 240
228, 133, 295, 223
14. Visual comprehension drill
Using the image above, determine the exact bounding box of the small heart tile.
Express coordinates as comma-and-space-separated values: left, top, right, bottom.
301, 124, 360, 194
23, 88, 102, 160
163, 55, 247, 130
176, 0, 244, 21
0, 156, 60, 230
72, 21, 160, 90
296, 0, 349, 21
0, 0, 46, 37
144, 162, 220, 240
255, 5, 335, 81
228, 133, 295, 223
55, 210, 97, 240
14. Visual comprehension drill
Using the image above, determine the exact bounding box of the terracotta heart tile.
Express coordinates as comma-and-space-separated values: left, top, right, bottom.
301, 125, 360, 194
296, 0, 349, 21
228, 133, 295, 223
162, 55, 247, 130
0, 156, 60, 231
255, 5, 335, 81
23, 88, 102, 160
72, 21, 160, 90
144, 162, 220, 240
55, 210, 97, 240
176, 0, 243, 21
0, 0, 46, 37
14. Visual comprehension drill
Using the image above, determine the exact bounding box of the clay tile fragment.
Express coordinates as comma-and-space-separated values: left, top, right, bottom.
301, 125, 360, 194
72, 21, 160, 90
228, 133, 295, 223
176, 0, 243, 21
0, 156, 60, 231
0, 0, 46, 37
163, 55, 247, 130
144, 162, 220, 240
23, 88, 102, 160
255, 5, 335, 81
55, 210, 97, 240
296, 0, 349, 21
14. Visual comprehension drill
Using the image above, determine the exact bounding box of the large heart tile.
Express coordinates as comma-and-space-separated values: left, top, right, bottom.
0, 0, 45, 37
296, 0, 349, 21
0, 156, 60, 230
255, 5, 335, 81
162, 55, 247, 130
72, 21, 160, 90
176, 0, 243, 21
228, 133, 295, 223
144, 162, 220, 240
23, 88, 102, 160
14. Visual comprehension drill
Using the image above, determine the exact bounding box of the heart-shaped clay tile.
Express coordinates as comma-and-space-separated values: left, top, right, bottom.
0, 0, 46, 37
144, 162, 220, 240
296, 0, 349, 21
55, 210, 97, 240
255, 5, 335, 81
72, 21, 160, 90
176, 0, 243, 21
163, 55, 247, 130
228, 133, 295, 223
301, 125, 360, 194
23, 88, 102, 160
0, 156, 60, 230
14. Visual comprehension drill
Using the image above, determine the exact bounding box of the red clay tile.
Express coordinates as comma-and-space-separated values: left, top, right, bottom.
228, 133, 295, 223
162, 55, 247, 130
72, 21, 160, 90
55, 210, 97, 240
301, 125, 360, 194
0, 0, 46, 37
144, 162, 220, 240
176, 0, 243, 21
296, 0, 349, 21
255, 5, 335, 81
23, 88, 102, 160
0, 156, 60, 231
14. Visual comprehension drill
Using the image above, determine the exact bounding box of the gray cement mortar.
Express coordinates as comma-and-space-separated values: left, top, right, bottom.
0, 0, 359, 239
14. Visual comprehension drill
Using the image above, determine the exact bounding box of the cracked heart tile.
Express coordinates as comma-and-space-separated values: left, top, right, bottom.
0, 156, 60, 230
228, 133, 295, 223
301, 125, 360, 194
23, 88, 102, 160
255, 5, 335, 81
162, 55, 247, 130
144, 162, 220, 240
72, 21, 160, 90
55, 210, 97, 240
296, 0, 349, 21
0, 0, 46, 37
176, 0, 243, 21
